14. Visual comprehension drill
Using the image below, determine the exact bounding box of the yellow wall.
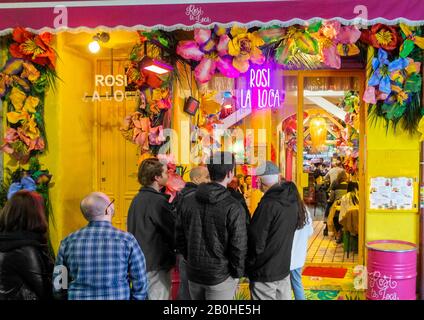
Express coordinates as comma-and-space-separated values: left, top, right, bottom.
42, 34, 96, 253
366, 118, 420, 245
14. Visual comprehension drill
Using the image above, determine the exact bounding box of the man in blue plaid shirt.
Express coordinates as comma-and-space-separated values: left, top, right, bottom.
53, 192, 148, 300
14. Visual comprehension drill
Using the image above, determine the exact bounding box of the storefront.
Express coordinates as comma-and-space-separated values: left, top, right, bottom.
1, 0, 424, 296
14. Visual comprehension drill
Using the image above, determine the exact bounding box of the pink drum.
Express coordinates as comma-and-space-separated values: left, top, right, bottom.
366, 240, 417, 300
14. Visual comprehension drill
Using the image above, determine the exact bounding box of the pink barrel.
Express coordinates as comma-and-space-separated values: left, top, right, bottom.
366, 240, 417, 300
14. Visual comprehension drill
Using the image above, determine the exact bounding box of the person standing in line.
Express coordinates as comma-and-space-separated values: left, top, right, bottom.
174, 166, 210, 300
247, 161, 299, 300
177, 152, 247, 300
127, 158, 176, 300
228, 175, 250, 223
53, 192, 148, 300
290, 197, 313, 300
0, 191, 54, 300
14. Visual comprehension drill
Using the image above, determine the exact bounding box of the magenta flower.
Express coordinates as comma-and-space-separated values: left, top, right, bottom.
177, 28, 240, 83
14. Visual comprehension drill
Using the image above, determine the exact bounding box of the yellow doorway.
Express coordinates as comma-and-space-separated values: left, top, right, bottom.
285, 70, 366, 266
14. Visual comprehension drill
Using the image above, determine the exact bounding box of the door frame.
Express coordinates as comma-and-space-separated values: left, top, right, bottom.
284, 69, 366, 266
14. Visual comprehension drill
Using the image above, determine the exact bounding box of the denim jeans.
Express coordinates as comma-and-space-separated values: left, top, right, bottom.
290, 268, 305, 300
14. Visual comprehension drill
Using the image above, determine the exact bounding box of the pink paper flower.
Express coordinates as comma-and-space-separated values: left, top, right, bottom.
177, 27, 240, 83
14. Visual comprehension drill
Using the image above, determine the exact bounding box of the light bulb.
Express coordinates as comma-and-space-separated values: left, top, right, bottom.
88, 40, 100, 53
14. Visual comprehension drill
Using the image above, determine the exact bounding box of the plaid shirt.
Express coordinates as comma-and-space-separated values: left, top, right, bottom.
53, 221, 148, 300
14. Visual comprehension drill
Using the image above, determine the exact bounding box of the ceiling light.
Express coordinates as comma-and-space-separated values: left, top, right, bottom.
142, 57, 173, 74
88, 40, 100, 53
88, 32, 110, 54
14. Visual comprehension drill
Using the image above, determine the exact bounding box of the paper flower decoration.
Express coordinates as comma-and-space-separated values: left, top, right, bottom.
360, 24, 401, 51
228, 26, 265, 73
367, 48, 409, 95
275, 26, 319, 65
317, 21, 361, 69
399, 24, 424, 58
9, 28, 56, 69
0, 59, 31, 97
177, 27, 240, 83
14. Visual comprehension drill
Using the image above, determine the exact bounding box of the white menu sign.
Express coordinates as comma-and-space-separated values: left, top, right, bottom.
369, 177, 414, 210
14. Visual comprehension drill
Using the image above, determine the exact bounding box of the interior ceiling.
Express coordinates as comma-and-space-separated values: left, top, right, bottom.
62, 30, 140, 58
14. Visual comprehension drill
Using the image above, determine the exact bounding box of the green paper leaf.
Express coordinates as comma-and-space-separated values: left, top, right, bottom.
393, 104, 406, 119
295, 32, 319, 55
158, 37, 169, 48
405, 73, 422, 93
400, 39, 415, 58
307, 21, 322, 33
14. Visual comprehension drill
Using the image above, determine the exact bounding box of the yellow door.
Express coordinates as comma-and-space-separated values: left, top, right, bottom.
95, 58, 140, 231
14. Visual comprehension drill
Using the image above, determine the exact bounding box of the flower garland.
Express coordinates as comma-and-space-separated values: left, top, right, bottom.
0, 28, 55, 223
120, 32, 173, 163
1, 28, 56, 162
174, 22, 423, 135
363, 24, 423, 134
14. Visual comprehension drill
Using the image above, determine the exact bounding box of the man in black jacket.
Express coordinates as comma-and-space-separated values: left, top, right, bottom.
228, 175, 250, 224
174, 165, 210, 300
247, 161, 298, 300
127, 158, 176, 300
177, 152, 247, 300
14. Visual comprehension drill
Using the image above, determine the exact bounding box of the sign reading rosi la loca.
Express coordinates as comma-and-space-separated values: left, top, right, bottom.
185, 4, 211, 23
238, 65, 285, 110
83, 75, 139, 102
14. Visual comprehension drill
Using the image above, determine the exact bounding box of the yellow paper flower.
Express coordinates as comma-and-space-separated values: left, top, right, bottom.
228, 26, 265, 73
7, 109, 30, 124
21, 62, 40, 83
10, 87, 26, 111
152, 88, 169, 101
23, 96, 39, 113
22, 115, 40, 140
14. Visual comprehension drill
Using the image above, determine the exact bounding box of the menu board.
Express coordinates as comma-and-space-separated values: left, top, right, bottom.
369, 177, 414, 210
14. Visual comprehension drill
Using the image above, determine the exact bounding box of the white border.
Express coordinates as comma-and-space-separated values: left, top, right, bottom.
0, 0, 294, 9
0, 17, 423, 36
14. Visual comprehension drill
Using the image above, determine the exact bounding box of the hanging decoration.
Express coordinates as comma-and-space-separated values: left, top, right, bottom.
341, 91, 360, 131
309, 116, 327, 152
121, 31, 173, 162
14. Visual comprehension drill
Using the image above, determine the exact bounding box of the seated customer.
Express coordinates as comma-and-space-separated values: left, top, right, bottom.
338, 182, 359, 236
329, 171, 349, 243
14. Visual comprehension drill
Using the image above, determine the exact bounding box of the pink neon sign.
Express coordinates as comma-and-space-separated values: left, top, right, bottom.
238, 64, 285, 109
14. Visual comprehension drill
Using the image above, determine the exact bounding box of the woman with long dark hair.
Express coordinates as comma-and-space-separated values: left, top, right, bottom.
289, 183, 313, 300
0, 190, 54, 300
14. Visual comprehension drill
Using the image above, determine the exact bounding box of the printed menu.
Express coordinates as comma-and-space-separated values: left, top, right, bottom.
369, 177, 414, 210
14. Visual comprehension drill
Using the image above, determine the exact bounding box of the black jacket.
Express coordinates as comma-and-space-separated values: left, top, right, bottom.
174, 182, 198, 212
177, 182, 247, 286
0, 232, 53, 300
127, 186, 176, 272
247, 182, 298, 282
228, 188, 250, 225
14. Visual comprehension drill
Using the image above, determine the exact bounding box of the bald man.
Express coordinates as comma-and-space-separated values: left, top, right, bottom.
174, 166, 210, 300
53, 192, 148, 300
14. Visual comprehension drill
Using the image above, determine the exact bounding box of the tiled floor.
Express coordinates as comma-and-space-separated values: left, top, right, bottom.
306, 220, 358, 264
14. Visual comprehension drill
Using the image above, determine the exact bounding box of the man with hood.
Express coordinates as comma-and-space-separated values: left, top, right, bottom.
176, 152, 247, 300
247, 161, 299, 300
174, 165, 210, 300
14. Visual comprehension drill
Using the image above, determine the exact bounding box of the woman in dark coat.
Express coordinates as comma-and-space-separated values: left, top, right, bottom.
0, 191, 54, 300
